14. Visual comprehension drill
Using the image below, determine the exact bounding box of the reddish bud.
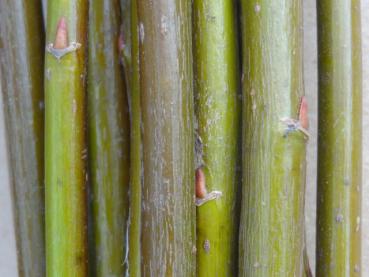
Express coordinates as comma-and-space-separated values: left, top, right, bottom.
299, 96, 309, 129
54, 17, 68, 49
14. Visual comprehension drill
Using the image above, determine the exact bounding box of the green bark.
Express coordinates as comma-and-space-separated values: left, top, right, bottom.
120, 0, 131, 79
0, 1, 45, 276
193, 0, 241, 276
42, 0, 47, 26
316, 0, 362, 276
45, 1, 88, 276
87, 0, 130, 276
239, 0, 307, 276
137, 0, 196, 275
123, 0, 143, 275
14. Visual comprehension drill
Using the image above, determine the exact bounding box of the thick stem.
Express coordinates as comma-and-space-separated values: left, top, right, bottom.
87, 0, 130, 276
239, 0, 307, 276
137, 0, 196, 275
193, 0, 241, 275
316, 0, 362, 276
45, 2, 88, 276
0, 1, 45, 276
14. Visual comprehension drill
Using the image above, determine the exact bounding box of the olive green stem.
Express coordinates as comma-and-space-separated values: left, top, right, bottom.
120, 0, 131, 81
122, 0, 143, 275
316, 0, 362, 276
42, 0, 47, 26
45, 2, 88, 276
87, 0, 130, 276
239, 0, 307, 276
193, 0, 241, 275
0, 1, 45, 276
137, 0, 196, 275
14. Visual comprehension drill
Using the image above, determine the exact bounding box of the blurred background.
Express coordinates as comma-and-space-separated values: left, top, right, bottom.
1, 0, 368, 275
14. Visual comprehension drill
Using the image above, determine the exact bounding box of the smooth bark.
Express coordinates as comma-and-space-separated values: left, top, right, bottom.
45, 1, 88, 276
239, 0, 307, 276
193, 0, 241, 275
137, 0, 196, 275
88, 0, 130, 276
121, 0, 143, 275
316, 0, 362, 275
0, 1, 45, 276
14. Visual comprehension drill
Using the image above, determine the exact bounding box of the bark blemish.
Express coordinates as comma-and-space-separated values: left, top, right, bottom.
81, 148, 87, 160
46, 68, 51, 80
118, 30, 125, 52
72, 99, 77, 114
254, 4, 261, 13
195, 134, 203, 168
203, 239, 210, 254
335, 214, 344, 223
160, 16, 168, 36
356, 217, 360, 232
57, 178, 62, 187
250, 88, 256, 111
75, 253, 84, 266
139, 22, 144, 43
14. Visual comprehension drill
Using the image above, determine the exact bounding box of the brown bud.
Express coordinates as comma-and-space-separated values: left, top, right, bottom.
195, 168, 207, 199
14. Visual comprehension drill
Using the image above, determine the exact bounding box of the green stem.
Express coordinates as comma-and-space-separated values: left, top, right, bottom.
0, 1, 45, 276
193, 0, 241, 275
239, 0, 307, 275
87, 0, 130, 276
42, 0, 47, 27
120, 0, 131, 81
304, 245, 313, 277
123, 0, 143, 275
137, 0, 195, 275
45, 1, 88, 276
316, 0, 362, 275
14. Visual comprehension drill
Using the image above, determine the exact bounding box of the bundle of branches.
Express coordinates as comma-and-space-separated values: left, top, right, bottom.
0, 0, 362, 276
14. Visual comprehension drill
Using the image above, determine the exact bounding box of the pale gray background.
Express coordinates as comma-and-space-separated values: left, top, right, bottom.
0, 0, 368, 275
